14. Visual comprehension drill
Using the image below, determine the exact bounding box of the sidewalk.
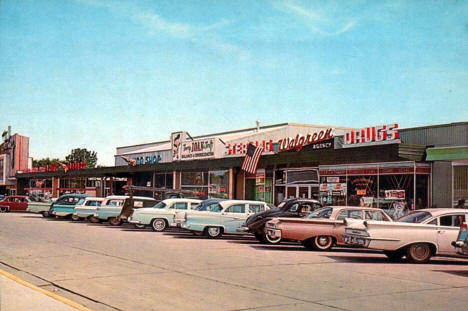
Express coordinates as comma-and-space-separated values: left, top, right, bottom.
0, 270, 91, 311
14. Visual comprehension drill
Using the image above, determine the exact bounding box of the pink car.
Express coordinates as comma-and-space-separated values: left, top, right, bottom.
264, 206, 392, 251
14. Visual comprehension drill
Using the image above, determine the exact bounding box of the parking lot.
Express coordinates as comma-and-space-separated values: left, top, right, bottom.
1, 213, 468, 311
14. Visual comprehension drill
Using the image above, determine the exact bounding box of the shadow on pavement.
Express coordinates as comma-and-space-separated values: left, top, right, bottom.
325, 255, 468, 265
433, 270, 468, 277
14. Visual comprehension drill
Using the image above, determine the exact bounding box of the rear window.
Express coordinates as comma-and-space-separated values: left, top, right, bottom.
397, 211, 432, 223
307, 207, 333, 219
106, 200, 123, 206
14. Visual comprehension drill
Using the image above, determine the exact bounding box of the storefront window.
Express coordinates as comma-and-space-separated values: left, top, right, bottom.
209, 170, 229, 199
181, 171, 228, 199
454, 165, 468, 207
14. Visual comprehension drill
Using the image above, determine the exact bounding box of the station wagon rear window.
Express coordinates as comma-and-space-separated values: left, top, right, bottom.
106, 200, 123, 206
397, 211, 432, 223
225, 204, 245, 213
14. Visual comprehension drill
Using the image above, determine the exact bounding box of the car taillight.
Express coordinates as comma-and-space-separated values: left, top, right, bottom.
462, 223, 467, 232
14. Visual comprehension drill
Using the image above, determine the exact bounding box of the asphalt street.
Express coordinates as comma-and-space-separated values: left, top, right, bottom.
0, 213, 467, 311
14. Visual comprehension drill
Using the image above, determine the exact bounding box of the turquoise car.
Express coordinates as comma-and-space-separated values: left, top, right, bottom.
127, 198, 201, 231
50, 194, 88, 218
181, 200, 271, 238
94, 195, 157, 226
452, 222, 468, 256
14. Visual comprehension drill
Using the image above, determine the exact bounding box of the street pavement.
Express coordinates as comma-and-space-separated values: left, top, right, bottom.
0, 213, 467, 311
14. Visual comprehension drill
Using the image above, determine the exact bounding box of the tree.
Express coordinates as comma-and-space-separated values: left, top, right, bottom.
65, 148, 97, 168
33, 157, 62, 168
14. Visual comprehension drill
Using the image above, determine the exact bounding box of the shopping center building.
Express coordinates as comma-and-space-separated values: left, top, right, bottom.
15, 122, 468, 209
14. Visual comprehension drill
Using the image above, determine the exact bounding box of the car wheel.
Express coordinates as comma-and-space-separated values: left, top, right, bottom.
109, 217, 122, 226
134, 224, 146, 229
0, 206, 8, 213
406, 243, 432, 264
205, 226, 222, 238
41, 211, 50, 218
264, 232, 282, 244
312, 236, 333, 251
151, 218, 167, 232
383, 250, 404, 261
71, 215, 80, 221
254, 232, 266, 243
88, 216, 101, 223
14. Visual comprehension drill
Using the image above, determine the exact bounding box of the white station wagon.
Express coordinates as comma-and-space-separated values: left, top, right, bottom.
127, 198, 201, 231
343, 208, 468, 263
180, 200, 271, 238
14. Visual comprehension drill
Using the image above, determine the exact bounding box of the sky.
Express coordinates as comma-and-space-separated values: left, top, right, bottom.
0, 0, 467, 166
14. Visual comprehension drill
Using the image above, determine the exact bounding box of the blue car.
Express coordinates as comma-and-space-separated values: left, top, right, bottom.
50, 194, 88, 218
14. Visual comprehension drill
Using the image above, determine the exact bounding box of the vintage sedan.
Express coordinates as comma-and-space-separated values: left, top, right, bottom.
94, 195, 157, 225
127, 198, 201, 231
181, 200, 271, 238
0, 195, 30, 212
343, 208, 468, 263
238, 198, 322, 243
72, 197, 105, 221
173, 198, 226, 227
265, 206, 392, 250
50, 194, 88, 217
452, 222, 468, 256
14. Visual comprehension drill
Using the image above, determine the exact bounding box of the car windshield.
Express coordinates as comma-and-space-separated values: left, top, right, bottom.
76, 198, 85, 205
397, 211, 432, 223
277, 201, 286, 209
307, 207, 333, 219
153, 201, 166, 209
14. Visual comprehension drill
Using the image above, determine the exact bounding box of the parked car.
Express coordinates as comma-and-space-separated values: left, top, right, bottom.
27, 200, 53, 217
452, 222, 468, 256
238, 198, 322, 243
265, 206, 392, 250
180, 200, 271, 238
173, 198, 226, 227
72, 197, 106, 221
343, 208, 468, 263
128, 198, 202, 231
94, 195, 157, 226
50, 194, 88, 218
0, 195, 31, 212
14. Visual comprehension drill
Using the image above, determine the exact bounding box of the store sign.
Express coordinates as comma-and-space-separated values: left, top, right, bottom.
327, 177, 340, 183
385, 190, 405, 200
319, 183, 347, 192
135, 154, 163, 165
344, 124, 399, 146
278, 128, 334, 152
172, 131, 224, 161
21, 161, 87, 173
227, 140, 274, 155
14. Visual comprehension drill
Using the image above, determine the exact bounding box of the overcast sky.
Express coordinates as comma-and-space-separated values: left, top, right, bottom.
1, 0, 467, 165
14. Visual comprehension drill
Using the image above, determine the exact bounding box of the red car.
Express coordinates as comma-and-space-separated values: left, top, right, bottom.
0, 195, 30, 212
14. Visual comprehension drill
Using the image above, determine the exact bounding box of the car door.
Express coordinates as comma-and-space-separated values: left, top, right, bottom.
437, 213, 467, 254
222, 204, 246, 233
18, 197, 28, 211
9, 197, 19, 211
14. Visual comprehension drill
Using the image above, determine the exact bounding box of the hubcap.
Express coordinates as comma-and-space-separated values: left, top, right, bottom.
153, 220, 165, 231
317, 236, 331, 247
413, 245, 429, 259
208, 227, 220, 236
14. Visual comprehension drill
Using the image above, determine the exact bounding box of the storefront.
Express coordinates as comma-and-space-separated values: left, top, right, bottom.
318, 162, 431, 214
180, 170, 230, 199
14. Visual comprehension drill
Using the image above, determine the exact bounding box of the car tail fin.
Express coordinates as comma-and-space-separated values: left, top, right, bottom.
461, 223, 467, 232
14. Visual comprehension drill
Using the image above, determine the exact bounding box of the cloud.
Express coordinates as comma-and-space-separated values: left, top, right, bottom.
276, 1, 357, 37
76, 0, 248, 60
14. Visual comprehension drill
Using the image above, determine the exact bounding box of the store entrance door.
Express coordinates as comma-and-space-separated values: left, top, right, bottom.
286, 185, 317, 200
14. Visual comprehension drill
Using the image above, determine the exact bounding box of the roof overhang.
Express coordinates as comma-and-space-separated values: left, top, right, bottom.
426, 146, 468, 161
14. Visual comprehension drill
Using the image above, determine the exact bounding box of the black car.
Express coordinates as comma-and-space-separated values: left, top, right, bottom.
239, 198, 322, 244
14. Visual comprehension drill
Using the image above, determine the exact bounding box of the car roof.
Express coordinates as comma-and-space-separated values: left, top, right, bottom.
59, 194, 88, 198
104, 195, 156, 200
162, 198, 202, 204
83, 197, 105, 201
411, 208, 468, 216
282, 198, 321, 203
324, 206, 388, 212
220, 200, 267, 206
